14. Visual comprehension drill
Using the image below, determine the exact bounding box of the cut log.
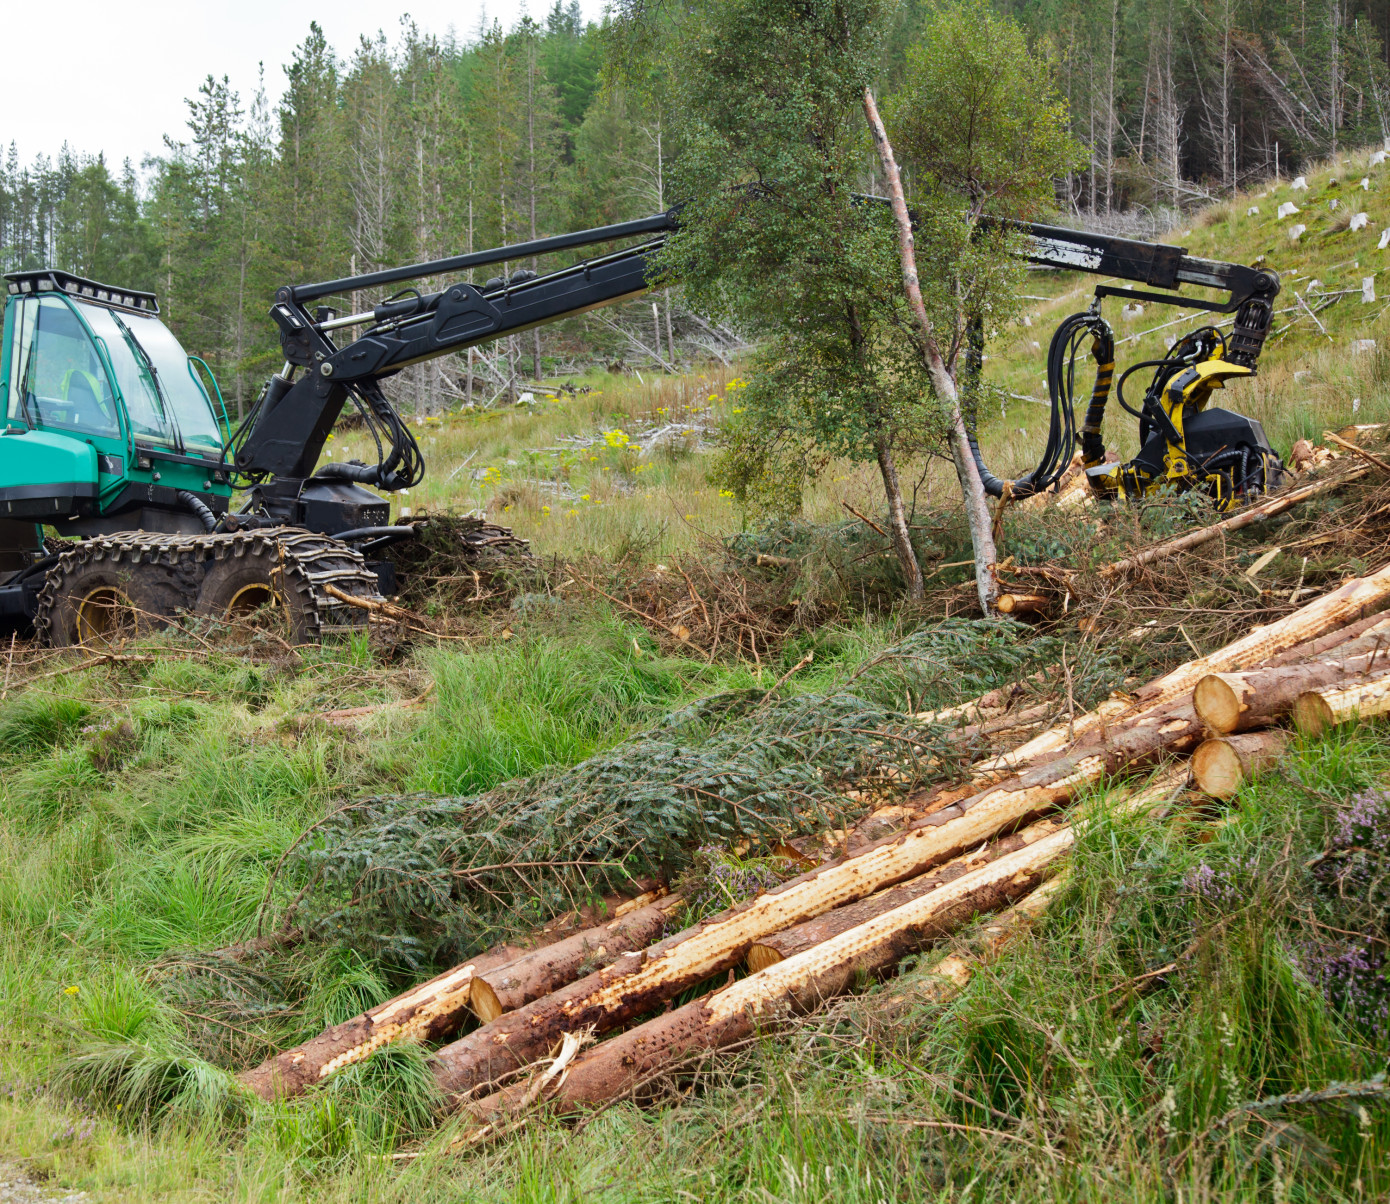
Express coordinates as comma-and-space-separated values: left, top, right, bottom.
238, 887, 672, 1100
1190, 732, 1290, 799
914, 670, 1049, 725
238, 941, 526, 1101
1193, 647, 1390, 733
431, 718, 1198, 1104
749, 765, 1184, 971
987, 562, 1390, 776
461, 829, 1075, 1122
426, 770, 1084, 1101
1293, 675, 1390, 735
468, 894, 684, 1023
995, 592, 1051, 615
746, 812, 1069, 971
914, 873, 1068, 1004
1099, 468, 1370, 578
1263, 611, 1390, 667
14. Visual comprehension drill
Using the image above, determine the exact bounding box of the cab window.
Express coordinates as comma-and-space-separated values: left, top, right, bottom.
80, 303, 176, 447
6, 297, 38, 423
18, 296, 120, 439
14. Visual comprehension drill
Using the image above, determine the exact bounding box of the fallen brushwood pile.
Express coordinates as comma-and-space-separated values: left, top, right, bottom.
996, 425, 1390, 644
236, 557, 1390, 1148
390, 512, 536, 610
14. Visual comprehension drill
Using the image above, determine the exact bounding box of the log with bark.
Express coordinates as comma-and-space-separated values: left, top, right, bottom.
239, 892, 675, 1100
239, 941, 526, 1101
1099, 468, 1370, 578
431, 721, 1198, 1104
426, 776, 1086, 1102
468, 894, 685, 1023
749, 766, 1184, 971
1193, 636, 1390, 733
995, 592, 1051, 616
1190, 732, 1290, 799
746, 812, 1070, 972
1293, 674, 1390, 735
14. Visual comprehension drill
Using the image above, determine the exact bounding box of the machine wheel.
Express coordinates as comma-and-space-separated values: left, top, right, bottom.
38, 544, 196, 649
34, 528, 383, 649
193, 529, 381, 646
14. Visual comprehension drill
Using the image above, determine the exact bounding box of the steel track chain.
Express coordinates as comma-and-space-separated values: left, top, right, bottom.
34, 527, 383, 646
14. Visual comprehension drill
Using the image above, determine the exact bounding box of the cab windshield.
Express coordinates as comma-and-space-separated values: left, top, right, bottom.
115, 310, 225, 454
76, 302, 225, 455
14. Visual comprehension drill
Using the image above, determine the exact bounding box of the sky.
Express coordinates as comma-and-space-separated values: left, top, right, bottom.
3, 0, 604, 173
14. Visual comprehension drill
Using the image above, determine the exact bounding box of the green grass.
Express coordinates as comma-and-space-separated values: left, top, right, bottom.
3, 715, 1389, 1199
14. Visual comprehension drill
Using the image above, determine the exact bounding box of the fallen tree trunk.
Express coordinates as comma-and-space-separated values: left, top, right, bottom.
427, 771, 1087, 1101
468, 894, 685, 1024
1099, 468, 1370, 578
431, 714, 1199, 1104
1190, 732, 1290, 799
1262, 611, 1390, 667
987, 561, 1390, 776
1193, 646, 1390, 733
1293, 675, 1390, 735
746, 812, 1069, 971
462, 829, 1073, 1122
750, 766, 1184, 970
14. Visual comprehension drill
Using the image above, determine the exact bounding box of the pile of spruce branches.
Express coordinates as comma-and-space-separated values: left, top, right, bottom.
277, 620, 1122, 971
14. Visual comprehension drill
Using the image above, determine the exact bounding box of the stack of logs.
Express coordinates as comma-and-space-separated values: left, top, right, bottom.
237, 561, 1390, 1141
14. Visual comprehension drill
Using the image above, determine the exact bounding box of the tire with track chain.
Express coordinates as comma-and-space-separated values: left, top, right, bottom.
35, 527, 383, 649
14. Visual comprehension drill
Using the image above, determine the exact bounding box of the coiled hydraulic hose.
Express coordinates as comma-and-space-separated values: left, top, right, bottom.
967, 310, 1115, 498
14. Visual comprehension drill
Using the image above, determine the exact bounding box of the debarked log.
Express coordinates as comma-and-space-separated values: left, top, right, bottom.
749, 766, 1185, 971
461, 829, 1076, 1121
1190, 731, 1290, 799
1293, 674, 1390, 735
238, 941, 526, 1101
746, 812, 1068, 971
985, 562, 1390, 776
468, 894, 685, 1024
238, 890, 675, 1100
430, 712, 1201, 1103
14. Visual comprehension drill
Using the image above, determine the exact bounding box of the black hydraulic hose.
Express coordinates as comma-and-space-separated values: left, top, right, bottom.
311, 461, 382, 484
332, 525, 416, 546
177, 490, 218, 532
967, 311, 1107, 498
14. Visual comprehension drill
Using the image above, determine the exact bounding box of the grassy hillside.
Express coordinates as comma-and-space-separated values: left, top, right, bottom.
2, 161, 1390, 1201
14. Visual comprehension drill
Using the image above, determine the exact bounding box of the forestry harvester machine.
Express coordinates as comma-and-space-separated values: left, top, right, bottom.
0, 213, 676, 645
0, 207, 1279, 647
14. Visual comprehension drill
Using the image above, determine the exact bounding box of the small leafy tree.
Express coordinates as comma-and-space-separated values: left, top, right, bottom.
870, 0, 1084, 608
618, 0, 1078, 607
639, 0, 941, 596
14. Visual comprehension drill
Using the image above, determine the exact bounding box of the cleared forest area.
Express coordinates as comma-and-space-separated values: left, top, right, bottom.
4, 2, 1390, 1200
